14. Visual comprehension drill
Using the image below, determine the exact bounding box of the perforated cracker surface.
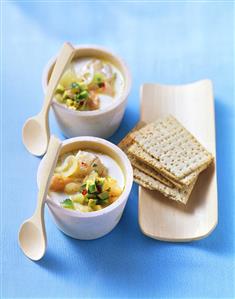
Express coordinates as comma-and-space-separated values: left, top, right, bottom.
134, 115, 213, 179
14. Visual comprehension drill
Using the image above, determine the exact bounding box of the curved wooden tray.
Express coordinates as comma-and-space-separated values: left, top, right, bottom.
139, 80, 218, 242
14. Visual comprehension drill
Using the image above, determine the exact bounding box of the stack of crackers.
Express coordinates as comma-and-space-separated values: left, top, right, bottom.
119, 115, 214, 204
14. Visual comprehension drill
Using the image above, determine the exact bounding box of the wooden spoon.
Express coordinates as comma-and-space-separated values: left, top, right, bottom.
22, 42, 74, 156
19, 136, 62, 261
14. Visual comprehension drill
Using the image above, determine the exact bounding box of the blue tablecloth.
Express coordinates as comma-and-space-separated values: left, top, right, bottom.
2, 2, 234, 298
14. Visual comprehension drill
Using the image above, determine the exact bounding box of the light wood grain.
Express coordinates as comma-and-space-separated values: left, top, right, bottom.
19, 136, 62, 260
22, 42, 74, 156
139, 79, 218, 242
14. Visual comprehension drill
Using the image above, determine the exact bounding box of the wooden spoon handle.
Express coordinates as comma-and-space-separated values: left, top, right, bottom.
35, 136, 62, 217
41, 42, 74, 116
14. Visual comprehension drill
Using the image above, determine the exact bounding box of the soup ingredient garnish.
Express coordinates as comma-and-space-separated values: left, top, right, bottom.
55, 59, 117, 111
50, 151, 123, 212
61, 198, 75, 210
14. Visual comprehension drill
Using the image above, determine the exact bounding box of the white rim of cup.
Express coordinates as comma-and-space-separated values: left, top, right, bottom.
42, 44, 132, 117
37, 137, 133, 218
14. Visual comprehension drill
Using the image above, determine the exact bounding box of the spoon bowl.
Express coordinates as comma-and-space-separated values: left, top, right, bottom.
19, 218, 46, 261
22, 42, 74, 156
22, 116, 48, 157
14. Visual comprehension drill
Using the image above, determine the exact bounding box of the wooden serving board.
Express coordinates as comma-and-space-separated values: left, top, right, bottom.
139, 80, 218, 242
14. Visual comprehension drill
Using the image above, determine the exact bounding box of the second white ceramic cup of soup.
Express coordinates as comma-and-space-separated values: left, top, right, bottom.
37, 137, 133, 240
42, 45, 132, 138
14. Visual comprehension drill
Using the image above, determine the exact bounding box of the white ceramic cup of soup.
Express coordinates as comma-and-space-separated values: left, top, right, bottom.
42, 45, 132, 138
37, 137, 133, 240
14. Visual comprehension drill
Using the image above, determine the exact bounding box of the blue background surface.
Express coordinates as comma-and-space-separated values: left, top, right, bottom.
1, 1, 235, 298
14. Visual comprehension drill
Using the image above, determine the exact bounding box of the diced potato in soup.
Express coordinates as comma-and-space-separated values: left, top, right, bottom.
49, 150, 124, 212
54, 58, 124, 111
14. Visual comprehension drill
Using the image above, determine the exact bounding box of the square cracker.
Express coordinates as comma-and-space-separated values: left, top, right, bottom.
119, 121, 200, 189
119, 121, 198, 204
133, 115, 213, 180
118, 125, 174, 188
